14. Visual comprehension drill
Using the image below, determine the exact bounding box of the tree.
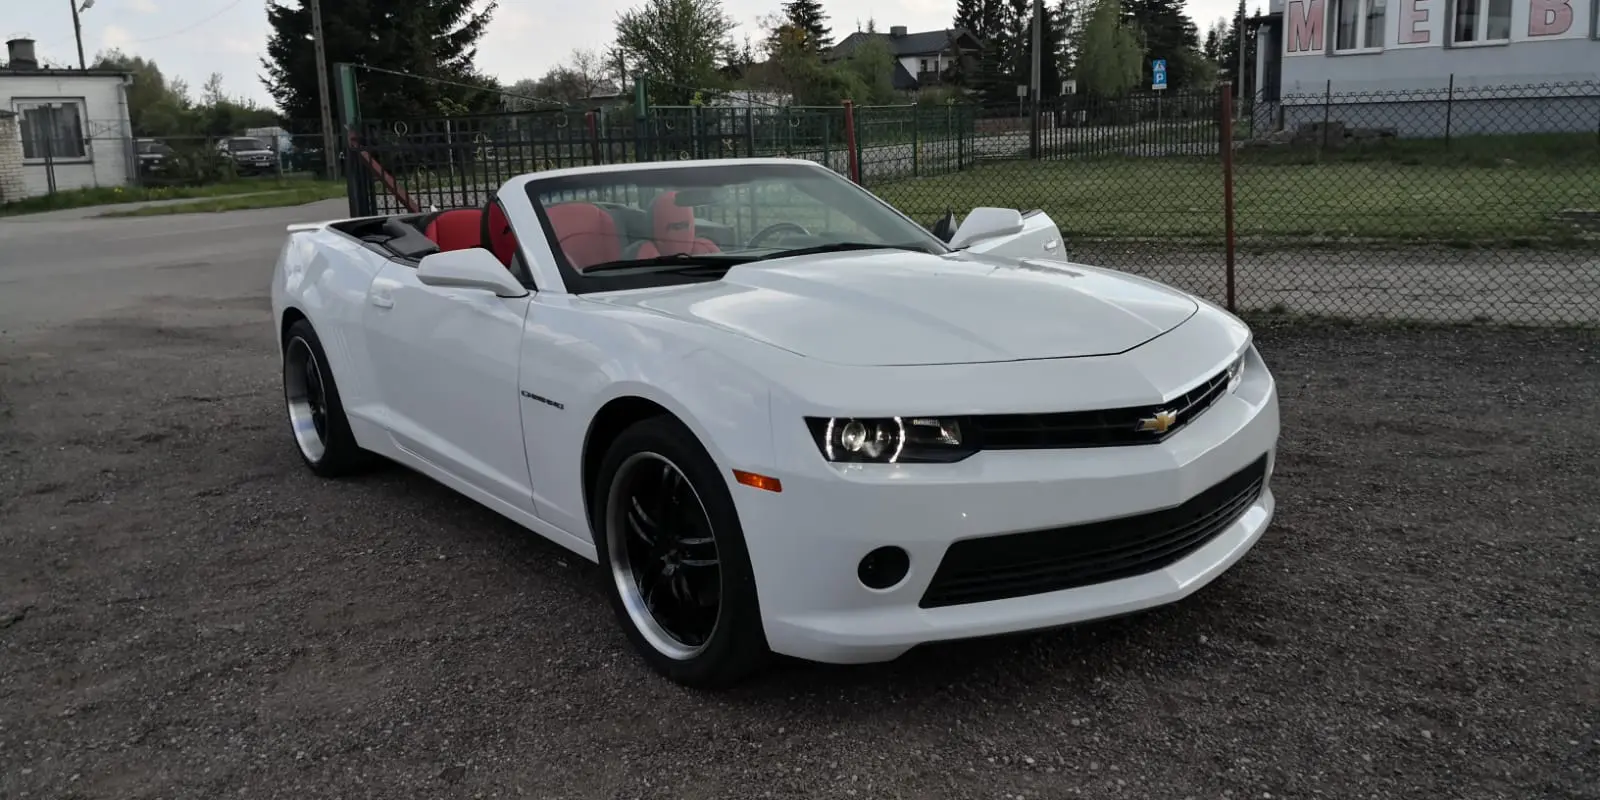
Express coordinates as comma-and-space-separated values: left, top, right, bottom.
614, 0, 736, 105
261, 0, 501, 123
91, 49, 191, 136
780, 0, 832, 53
840, 38, 896, 104
1121, 0, 1203, 89
1075, 0, 1141, 97
1054, 0, 1087, 88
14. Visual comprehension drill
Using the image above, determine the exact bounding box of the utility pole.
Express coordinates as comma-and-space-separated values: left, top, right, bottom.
1029, 0, 1043, 158
1237, 4, 1248, 117
69, 0, 87, 69
310, 0, 338, 180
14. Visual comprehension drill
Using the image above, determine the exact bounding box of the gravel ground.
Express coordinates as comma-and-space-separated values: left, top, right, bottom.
2, 287, 1598, 798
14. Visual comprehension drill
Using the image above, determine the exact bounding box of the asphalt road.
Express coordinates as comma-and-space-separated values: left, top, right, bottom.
1, 205, 1597, 799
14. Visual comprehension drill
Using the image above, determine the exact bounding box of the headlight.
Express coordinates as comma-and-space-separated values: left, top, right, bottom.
804, 416, 975, 463
1225, 351, 1247, 393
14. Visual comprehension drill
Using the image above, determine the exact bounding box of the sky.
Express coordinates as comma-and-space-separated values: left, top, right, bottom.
6, 0, 1246, 110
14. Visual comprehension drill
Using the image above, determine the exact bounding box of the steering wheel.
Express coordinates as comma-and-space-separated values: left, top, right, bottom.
747, 222, 811, 249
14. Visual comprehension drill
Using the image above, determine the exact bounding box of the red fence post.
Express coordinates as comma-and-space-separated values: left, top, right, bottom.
347, 128, 419, 214
842, 100, 861, 184
1220, 83, 1237, 314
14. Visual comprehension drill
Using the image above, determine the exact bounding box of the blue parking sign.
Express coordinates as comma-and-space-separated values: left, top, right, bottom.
1152, 58, 1168, 90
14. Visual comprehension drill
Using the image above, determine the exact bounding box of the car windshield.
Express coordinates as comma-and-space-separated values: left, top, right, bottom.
231, 138, 268, 151
526, 162, 948, 292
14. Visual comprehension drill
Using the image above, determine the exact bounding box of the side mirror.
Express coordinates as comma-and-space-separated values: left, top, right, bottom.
947, 207, 1025, 249
417, 247, 530, 298
930, 209, 958, 243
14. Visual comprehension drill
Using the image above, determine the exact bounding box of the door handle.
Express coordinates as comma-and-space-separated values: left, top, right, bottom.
370, 292, 394, 309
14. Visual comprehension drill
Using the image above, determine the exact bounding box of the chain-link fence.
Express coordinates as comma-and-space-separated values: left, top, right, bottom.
7, 114, 334, 201
861, 82, 1600, 325
344, 80, 1598, 325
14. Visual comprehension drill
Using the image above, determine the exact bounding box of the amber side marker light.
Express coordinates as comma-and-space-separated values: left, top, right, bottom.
733, 470, 783, 493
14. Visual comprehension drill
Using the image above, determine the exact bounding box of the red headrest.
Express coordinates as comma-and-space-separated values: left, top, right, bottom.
422, 208, 484, 253
650, 191, 699, 256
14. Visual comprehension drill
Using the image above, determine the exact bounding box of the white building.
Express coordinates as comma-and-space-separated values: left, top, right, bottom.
1, 38, 134, 201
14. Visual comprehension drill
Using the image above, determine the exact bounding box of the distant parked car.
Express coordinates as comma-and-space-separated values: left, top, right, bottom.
134, 139, 175, 176
216, 136, 277, 176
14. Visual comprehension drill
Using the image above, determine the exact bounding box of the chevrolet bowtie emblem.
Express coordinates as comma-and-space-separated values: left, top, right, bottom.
1136, 409, 1179, 434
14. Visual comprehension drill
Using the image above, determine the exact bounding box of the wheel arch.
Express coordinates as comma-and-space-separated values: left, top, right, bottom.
577, 364, 775, 525
580, 395, 677, 528
280, 306, 310, 351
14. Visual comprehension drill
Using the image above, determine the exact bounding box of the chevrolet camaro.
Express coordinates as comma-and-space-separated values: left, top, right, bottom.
270, 158, 1280, 688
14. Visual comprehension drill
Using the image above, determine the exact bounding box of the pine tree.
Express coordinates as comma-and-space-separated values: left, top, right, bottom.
781, 0, 832, 53
262, 0, 499, 123
1121, 0, 1202, 89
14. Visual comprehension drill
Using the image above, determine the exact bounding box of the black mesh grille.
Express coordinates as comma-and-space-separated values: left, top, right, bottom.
967, 364, 1234, 450
919, 455, 1268, 608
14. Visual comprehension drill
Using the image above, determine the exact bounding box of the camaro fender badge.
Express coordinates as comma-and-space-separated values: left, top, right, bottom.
520, 390, 564, 410
1136, 409, 1179, 434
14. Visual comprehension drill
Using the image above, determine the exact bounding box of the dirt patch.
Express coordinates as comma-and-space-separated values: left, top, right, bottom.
1, 303, 1597, 799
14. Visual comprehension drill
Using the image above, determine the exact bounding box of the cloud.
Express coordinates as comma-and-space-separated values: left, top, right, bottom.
130, 0, 159, 13
218, 36, 257, 56
99, 24, 134, 50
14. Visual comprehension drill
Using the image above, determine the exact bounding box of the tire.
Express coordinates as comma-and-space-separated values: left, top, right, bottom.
282, 319, 372, 477
591, 415, 769, 688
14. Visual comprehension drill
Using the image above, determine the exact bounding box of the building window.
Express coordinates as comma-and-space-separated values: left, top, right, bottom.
15, 100, 88, 161
1333, 0, 1387, 50
1451, 0, 1512, 43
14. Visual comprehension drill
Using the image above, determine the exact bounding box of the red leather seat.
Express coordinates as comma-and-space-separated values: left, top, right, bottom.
634, 191, 720, 259
482, 201, 519, 267
422, 208, 484, 252
545, 203, 622, 270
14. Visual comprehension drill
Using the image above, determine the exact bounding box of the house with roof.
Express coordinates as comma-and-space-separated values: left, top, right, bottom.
1, 37, 135, 201
1247, 0, 1598, 135
828, 27, 983, 91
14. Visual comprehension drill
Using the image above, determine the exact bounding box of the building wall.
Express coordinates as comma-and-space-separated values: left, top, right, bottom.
898, 54, 954, 79
0, 113, 27, 204
1, 72, 133, 199
1278, 0, 1598, 92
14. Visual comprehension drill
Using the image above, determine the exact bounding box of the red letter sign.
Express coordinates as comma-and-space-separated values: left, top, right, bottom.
1287, 0, 1326, 52
1528, 0, 1574, 35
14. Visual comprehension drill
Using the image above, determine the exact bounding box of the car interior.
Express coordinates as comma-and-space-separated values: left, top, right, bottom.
330, 191, 739, 273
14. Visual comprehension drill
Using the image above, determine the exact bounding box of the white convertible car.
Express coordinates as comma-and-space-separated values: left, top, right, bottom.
271, 158, 1279, 687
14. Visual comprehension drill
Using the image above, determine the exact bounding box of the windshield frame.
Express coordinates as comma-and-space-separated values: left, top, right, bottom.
523, 161, 951, 295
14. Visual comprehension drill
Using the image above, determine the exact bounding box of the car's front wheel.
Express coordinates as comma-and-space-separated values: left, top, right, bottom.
282, 319, 371, 477
592, 416, 769, 688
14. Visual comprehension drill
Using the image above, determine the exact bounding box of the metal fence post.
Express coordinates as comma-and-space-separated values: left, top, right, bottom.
1444, 73, 1455, 149
1322, 79, 1332, 152
1221, 83, 1238, 314
745, 106, 756, 159
912, 103, 921, 178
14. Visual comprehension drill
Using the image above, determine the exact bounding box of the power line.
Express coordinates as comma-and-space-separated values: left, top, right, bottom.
350, 63, 567, 108
127, 0, 249, 44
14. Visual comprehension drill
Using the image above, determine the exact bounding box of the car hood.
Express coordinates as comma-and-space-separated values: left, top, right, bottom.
585, 250, 1199, 367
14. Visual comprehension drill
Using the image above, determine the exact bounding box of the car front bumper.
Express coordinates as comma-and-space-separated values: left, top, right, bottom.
732, 348, 1280, 665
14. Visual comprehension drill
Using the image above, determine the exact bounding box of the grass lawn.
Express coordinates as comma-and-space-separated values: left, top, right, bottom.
0, 176, 335, 217
97, 183, 348, 217
871, 154, 1600, 246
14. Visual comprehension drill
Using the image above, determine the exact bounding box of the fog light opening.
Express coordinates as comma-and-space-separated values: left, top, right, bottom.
857, 546, 911, 591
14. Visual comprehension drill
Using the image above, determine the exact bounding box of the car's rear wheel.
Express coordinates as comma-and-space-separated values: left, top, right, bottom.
593, 416, 768, 688
283, 319, 371, 477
